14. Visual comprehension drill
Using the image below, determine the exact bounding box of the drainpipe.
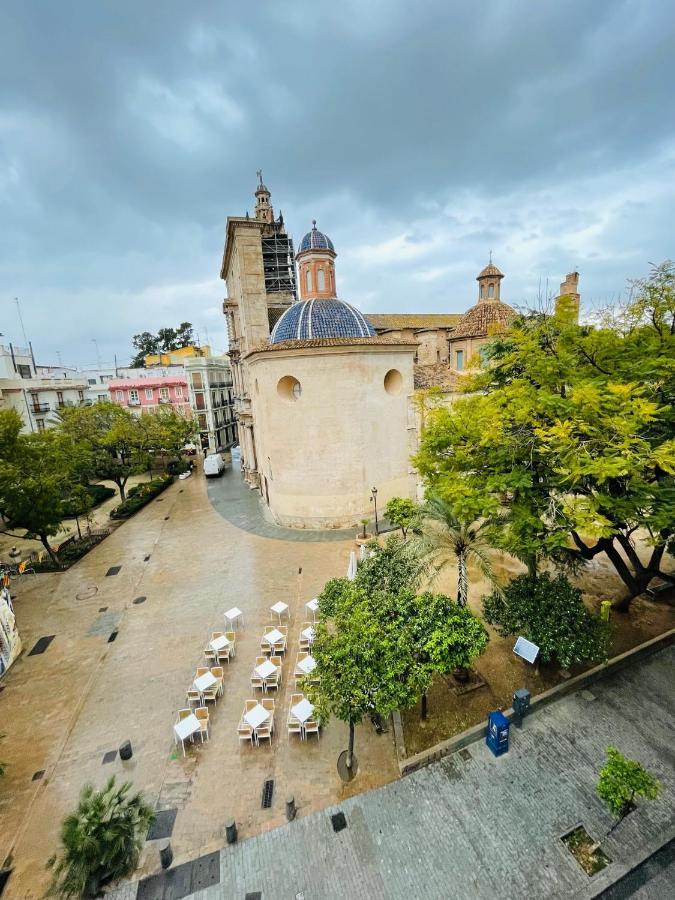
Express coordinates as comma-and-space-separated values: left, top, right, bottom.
28, 341, 37, 374
9, 342, 17, 374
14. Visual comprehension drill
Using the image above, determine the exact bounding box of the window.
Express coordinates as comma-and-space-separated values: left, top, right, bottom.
191, 372, 203, 389
78, 390, 84, 401
305, 268, 312, 292
17, 364, 31, 378
277, 375, 301, 401
317, 269, 325, 291
159, 387, 169, 401
456, 350, 464, 371
198, 413, 207, 430
145, 388, 153, 400
129, 389, 139, 403
488, 284, 494, 299
57, 391, 64, 405
88, 378, 96, 385
36, 418, 45, 432
97, 394, 107, 401
480, 285, 485, 299
116, 390, 123, 400
175, 385, 183, 398
194, 392, 205, 410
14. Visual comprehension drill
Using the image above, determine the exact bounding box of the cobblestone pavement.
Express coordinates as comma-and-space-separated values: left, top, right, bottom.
110, 645, 674, 900
0, 467, 398, 898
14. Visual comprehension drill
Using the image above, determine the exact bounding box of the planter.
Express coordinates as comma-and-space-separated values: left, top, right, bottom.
561, 825, 610, 876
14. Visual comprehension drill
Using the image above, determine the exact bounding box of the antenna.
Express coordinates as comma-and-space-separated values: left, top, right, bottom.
14, 297, 29, 347
91, 338, 102, 368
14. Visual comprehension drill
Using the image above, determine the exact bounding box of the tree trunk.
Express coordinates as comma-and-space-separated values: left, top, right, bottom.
347, 721, 355, 769
457, 553, 468, 607
421, 692, 428, 720
114, 477, 126, 502
75, 515, 82, 540
527, 557, 537, 580
39, 533, 59, 567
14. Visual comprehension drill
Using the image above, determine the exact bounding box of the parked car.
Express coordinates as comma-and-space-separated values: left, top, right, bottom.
203, 453, 226, 478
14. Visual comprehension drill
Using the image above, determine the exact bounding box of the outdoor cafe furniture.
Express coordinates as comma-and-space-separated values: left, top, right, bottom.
305, 598, 319, 621
270, 600, 289, 622
294, 653, 317, 686
210, 633, 232, 662
174, 710, 201, 756
238, 721, 254, 744
224, 606, 244, 629
299, 624, 316, 651
225, 631, 237, 657
253, 658, 278, 691
186, 688, 201, 707
261, 627, 286, 655
194, 670, 218, 704
210, 666, 225, 696
195, 706, 209, 742
243, 701, 272, 745
290, 697, 319, 740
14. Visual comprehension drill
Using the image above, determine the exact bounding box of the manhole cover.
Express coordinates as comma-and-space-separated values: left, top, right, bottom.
76, 585, 99, 601
107, 630, 118, 643
32, 770, 45, 781
133, 596, 146, 605
28, 635, 55, 656
331, 811, 347, 832
337, 751, 358, 782
459, 748, 472, 762
261, 778, 274, 809
105, 566, 121, 577
102, 750, 117, 764
147, 808, 177, 841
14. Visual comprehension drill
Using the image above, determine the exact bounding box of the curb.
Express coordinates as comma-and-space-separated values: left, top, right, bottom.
400, 627, 675, 776
582, 824, 675, 898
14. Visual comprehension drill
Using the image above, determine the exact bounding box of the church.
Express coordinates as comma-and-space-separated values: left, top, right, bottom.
220, 176, 580, 529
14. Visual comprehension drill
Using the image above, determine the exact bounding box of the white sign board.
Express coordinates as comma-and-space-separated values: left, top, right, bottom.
513, 636, 539, 664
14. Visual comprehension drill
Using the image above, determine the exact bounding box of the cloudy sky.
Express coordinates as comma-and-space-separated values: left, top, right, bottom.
1, 1, 673, 367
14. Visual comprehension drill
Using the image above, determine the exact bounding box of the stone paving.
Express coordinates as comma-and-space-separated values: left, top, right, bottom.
111, 645, 674, 900
0, 466, 397, 898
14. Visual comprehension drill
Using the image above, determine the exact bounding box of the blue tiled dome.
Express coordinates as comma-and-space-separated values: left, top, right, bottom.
270, 299, 375, 343
299, 221, 335, 253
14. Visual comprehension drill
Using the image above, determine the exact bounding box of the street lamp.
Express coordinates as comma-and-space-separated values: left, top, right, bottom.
370, 486, 379, 535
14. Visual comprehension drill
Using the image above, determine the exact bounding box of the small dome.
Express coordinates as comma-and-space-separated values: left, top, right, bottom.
477, 262, 504, 279
299, 221, 335, 253
270, 298, 375, 343
451, 300, 515, 339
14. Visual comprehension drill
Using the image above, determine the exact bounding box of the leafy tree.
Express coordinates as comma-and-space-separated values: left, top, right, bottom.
58, 402, 147, 501
384, 496, 418, 538
47, 776, 154, 898
355, 534, 424, 595
130, 322, 195, 367
483, 572, 608, 669
597, 747, 660, 824
308, 583, 427, 769
415, 262, 675, 607
0, 413, 80, 565
412, 494, 497, 607
139, 406, 196, 470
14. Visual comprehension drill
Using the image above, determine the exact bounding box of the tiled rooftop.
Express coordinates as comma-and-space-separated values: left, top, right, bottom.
369, 313, 462, 331
450, 300, 515, 339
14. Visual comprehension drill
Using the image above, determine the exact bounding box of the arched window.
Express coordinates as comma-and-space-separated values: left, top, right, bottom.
480, 285, 485, 299
488, 283, 494, 299
305, 268, 312, 292
317, 269, 325, 291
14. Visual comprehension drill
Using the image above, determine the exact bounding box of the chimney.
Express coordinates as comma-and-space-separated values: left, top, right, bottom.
554, 271, 580, 324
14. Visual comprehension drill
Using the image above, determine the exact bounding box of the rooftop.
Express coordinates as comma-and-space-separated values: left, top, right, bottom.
369, 313, 462, 331
451, 300, 515, 339
414, 363, 466, 391
247, 335, 418, 357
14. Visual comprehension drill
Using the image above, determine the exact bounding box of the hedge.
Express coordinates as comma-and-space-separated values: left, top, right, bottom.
60, 483, 117, 518
110, 474, 174, 519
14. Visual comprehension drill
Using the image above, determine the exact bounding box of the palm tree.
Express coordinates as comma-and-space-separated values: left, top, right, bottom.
47, 776, 154, 898
413, 494, 497, 607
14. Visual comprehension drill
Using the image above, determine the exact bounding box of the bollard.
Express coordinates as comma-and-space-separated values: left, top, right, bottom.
119, 741, 133, 761
225, 819, 237, 844
600, 600, 611, 623
285, 795, 297, 821
159, 842, 173, 869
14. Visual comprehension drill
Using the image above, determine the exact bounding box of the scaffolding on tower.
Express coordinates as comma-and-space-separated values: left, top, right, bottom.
261, 231, 297, 298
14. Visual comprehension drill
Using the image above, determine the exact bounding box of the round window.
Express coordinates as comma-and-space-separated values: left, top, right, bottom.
384, 368, 403, 395
277, 375, 302, 402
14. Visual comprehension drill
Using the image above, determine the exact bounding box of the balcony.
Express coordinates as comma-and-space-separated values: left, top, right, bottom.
158, 397, 172, 404
31, 402, 50, 414
128, 399, 141, 406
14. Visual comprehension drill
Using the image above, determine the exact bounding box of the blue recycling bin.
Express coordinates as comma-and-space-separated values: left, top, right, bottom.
486, 710, 510, 757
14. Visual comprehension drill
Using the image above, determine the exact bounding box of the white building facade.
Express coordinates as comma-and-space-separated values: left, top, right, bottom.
184, 356, 237, 453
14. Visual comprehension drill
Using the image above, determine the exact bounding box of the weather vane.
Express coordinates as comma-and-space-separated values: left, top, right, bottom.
257, 169, 263, 185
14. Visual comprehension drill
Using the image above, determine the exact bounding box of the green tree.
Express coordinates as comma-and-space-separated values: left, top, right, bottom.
130, 322, 195, 367
58, 402, 146, 501
355, 534, 424, 595
139, 406, 196, 470
0, 413, 79, 565
483, 572, 608, 669
597, 747, 661, 825
415, 262, 675, 607
412, 494, 497, 607
308, 583, 426, 770
384, 496, 418, 539
47, 776, 154, 898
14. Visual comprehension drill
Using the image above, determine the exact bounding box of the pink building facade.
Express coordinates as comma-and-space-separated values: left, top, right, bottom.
107, 375, 191, 415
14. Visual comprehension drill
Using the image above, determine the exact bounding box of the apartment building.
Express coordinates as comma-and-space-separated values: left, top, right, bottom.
184, 356, 237, 453
107, 374, 191, 415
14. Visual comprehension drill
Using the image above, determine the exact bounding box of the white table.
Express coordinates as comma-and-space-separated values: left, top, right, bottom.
224, 606, 243, 628
297, 655, 317, 675
291, 698, 314, 724
306, 598, 319, 619
270, 601, 288, 621
244, 703, 271, 730
301, 626, 316, 642
194, 671, 217, 693
174, 714, 201, 755
210, 634, 230, 652
255, 659, 277, 679
265, 627, 284, 645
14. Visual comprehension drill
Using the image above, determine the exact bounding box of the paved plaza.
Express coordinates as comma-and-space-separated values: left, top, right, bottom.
0, 466, 397, 898
110, 645, 674, 900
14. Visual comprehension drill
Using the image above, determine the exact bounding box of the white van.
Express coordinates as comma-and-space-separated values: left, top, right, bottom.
203, 453, 225, 478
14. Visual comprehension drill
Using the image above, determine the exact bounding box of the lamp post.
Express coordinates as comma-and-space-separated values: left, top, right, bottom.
370, 486, 379, 535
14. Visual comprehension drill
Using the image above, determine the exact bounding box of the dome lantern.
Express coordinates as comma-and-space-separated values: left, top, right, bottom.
296, 221, 337, 300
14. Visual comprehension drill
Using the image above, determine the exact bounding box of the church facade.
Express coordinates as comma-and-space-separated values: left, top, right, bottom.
221, 177, 580, 529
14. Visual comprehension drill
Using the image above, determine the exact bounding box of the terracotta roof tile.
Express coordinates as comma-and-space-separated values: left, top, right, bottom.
414, 364, 466, 390
245, 336, 417, 357
450, 301, 515, 339
369, 313, 462, 330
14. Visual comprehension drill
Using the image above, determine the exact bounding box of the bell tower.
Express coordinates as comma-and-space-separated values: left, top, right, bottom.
476, 255, 504, 302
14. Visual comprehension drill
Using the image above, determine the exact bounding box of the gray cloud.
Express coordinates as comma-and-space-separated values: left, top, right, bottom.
1, 0, 673, 366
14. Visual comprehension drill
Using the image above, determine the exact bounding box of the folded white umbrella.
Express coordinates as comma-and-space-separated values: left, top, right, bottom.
359, 543, 367, 562
347, 550, 358, 580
